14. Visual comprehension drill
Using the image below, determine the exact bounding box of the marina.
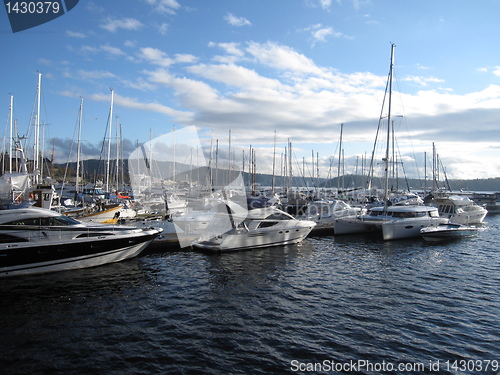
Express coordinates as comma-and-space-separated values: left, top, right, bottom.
2, 2, 500, 373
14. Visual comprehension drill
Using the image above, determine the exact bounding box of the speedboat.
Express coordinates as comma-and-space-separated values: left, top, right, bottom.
0, 207, 162, 277
192, 207, 316, 252
420, 223, 479, 242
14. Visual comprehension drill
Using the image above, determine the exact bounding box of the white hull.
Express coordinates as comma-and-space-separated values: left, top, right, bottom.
421, 224, 479, 242
335, 205, 445, 240
333, 217, 379, 235
445, 211, 487, 225
193, 225, 313, 252
381, 217, 447, 240
192, 207, 315, 252
64, 204, 130, 223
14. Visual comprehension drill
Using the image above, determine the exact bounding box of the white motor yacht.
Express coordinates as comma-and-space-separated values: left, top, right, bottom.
429, 194, 487, 224
192, 207, 315, 252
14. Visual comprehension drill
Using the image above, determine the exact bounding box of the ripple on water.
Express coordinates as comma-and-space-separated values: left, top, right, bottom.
1, 218, 500, 374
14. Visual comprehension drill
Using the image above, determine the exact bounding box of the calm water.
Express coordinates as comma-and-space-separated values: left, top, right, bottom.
1, 216, 499, 375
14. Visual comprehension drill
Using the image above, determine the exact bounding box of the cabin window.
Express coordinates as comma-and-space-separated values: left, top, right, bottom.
258, 221, 279, 228
264, 212, 293, 221
4, 215, 80, 226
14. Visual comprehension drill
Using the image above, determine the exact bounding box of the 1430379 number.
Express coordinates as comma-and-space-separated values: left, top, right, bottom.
5, 1, 61, 14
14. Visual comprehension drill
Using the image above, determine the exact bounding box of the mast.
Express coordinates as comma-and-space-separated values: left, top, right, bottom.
172, 124, 176, 194
337, 123, 343, 194
105, 88, 114, 194
271, 130, 276, 193
76, 97, 83, 195
120, 123, 124, 191
34, 72, 42, 184
115, 116, 119, 191
9, 94, 13, 173
228, 129, 231, 186
383, 43, 395, 211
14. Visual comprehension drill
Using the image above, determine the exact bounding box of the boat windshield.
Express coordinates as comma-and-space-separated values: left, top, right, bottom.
3, 214, 81, 226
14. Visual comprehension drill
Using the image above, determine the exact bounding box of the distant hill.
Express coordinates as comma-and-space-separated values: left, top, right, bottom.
50, 160, 500, 193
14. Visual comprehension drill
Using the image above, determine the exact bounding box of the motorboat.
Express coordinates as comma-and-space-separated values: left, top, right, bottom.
427, 194, 487, 224
0, 207, 162, 277
420, 223, 479, 242
192, 207, 316, 252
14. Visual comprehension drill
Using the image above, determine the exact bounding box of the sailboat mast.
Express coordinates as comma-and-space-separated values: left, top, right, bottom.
115, 116, 119, 191
76, 97, 83, 194
337, 123, 343, 194
105, 89, 114, 194
9, 95, 13, 174
271, 130, 276, 194
34, 72, 42, 184
383, 43, 395, 210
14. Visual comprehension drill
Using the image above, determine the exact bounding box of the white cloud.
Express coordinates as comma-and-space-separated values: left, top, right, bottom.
209, 42, 245, 64
174, 54, 198, 64
89, 91, 194, 122
100, 17, 143, 32
319, 0, 333, 9
158, 23, 169, 35
100, 45, 126, 56
138, 48, 197, 66
66, 30, 86, 38
492, 66, 500, 76
77, 70, 118, 80
246, 41, 325, 75
224, 13, 252, 27
312, 26, 334, 42
143, 0, 181, 14
302, 24, 351, 45
139, 47, 174, 67
416, 63, 430, 70
402, 75, 445, 87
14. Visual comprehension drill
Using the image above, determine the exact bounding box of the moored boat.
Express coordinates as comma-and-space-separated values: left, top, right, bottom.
420, 223, 479, 242
427, 193, 487, 224
192, 207, 315, 252
336, 205, 447, 240
0, 207, 162, 277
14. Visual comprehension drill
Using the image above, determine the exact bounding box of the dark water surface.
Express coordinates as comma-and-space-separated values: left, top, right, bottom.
1, 216, 499, 374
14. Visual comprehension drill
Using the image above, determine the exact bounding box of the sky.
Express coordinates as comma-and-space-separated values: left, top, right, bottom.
1, 0, 500, 183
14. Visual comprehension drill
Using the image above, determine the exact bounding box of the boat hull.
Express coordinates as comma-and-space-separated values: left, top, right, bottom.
420, 224, 479, 242
192, 226, 313, 252
382, 218, 448, 240
333, 217, 380, 235
0, 229, 159, 278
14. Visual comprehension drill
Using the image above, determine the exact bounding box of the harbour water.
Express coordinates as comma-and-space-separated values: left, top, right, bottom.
1, 216, 499, 374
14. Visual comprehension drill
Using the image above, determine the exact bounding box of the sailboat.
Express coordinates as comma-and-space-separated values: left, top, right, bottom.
62, 92, 136, 223
334, 44, 446, 240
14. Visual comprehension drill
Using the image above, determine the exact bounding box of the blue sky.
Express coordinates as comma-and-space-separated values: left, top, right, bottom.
1, 0, 500, 182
